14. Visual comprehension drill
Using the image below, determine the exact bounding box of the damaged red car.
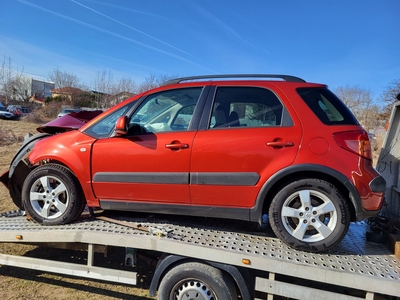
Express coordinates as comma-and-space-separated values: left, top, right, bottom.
0, 75, 386, 252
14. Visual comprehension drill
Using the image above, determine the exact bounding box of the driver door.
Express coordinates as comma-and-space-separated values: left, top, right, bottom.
91, 87, 204, 205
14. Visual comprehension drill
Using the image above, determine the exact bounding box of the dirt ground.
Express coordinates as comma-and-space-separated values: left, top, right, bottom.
0, 119, 156, 300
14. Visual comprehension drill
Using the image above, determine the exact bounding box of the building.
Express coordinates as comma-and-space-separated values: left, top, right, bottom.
50, 87, 84, 101
107, 91, 135, 106
32, 79, 55, 98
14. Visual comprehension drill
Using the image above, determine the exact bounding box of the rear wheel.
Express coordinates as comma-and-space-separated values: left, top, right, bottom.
22, 164, 85, 225
158, 262, 237, 299
269, 178, 350, 252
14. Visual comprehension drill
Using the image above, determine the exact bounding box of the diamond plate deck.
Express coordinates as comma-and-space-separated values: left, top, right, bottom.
0, 213, 399, 296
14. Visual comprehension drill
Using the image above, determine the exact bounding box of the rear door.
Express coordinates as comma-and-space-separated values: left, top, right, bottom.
190, 85, 302, 208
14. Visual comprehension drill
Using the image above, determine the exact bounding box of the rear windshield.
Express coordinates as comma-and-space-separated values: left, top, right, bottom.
297, 87, 359, 125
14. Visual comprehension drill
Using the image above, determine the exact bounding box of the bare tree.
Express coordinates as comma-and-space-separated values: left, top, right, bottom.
10, 76, 32, 102
137, 74, 177, 93
0, 56, 13, 104
0, 56, 26, 104
92, 70, 114, 108
113, 77, 136, 95
49, 67, 80, 89
335, 85, 382, 131
92, 71, 140, 108
105, 77, 137, 106
379, 79, 400, 119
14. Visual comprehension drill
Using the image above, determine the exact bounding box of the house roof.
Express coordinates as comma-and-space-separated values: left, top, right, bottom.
29, 95, 46, 102
51, 87, 84, 95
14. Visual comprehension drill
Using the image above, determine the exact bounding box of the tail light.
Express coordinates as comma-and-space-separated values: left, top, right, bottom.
333, 130, 372, 160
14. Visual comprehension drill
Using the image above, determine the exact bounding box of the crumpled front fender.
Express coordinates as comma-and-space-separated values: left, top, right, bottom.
8, 133, 52, 178
2, 132, 51, 209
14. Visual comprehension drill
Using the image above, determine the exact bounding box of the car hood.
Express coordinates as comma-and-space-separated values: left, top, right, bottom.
0, 111, 13, 115
37, 110, 103, 134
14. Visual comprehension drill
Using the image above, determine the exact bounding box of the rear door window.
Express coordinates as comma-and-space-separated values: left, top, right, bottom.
208, 86, 292, 128
297, 87, 359, 125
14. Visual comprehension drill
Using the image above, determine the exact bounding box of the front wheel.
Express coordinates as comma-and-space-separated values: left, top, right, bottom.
21, 164, 85, 225
158, 262, 237, 300
269, 178, 350, 252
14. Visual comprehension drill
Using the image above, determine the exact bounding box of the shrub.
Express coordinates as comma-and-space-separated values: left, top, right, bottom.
0, 128, 23, 146
41, 102, 64, 119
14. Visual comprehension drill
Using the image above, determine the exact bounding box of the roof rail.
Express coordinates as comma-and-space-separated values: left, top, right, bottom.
162, 74, 306, 85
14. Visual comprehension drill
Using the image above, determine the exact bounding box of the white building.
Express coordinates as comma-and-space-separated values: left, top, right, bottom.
31, 78, 55, 98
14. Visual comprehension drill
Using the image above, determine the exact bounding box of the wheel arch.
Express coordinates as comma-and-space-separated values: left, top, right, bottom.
10, 158, 87, 210
35, 159, 88, 204
28, 154, 87, 185
6, 133, 85, 203
26, 142, 93, 206
5, 133, 52, 209
149, 254, 252, 300
250, 164, 361, 223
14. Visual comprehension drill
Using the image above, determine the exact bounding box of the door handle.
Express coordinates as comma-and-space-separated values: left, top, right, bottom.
165, 143, 189, 149
266, 141, 294, 147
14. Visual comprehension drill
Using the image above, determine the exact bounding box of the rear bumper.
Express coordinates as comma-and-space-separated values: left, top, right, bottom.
355, 203, 384, 221
353, 175, 386, 221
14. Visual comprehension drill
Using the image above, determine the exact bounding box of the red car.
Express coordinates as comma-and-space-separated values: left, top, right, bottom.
0, 75, 385, 252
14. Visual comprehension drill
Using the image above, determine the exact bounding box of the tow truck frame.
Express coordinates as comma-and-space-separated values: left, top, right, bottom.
0, 211, 399, 299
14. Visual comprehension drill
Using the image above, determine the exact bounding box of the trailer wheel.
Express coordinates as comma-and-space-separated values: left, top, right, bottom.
21, 164, 85, 225
269, 178, 350, 252
158, 262, 237, 300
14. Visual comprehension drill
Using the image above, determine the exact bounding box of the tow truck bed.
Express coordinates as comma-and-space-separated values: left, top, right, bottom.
0, 213, 399, 299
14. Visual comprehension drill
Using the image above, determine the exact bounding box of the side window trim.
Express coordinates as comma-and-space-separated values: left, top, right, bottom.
186, 85, 211, 131
198, 86, 217, 130
281, 106, 294, 126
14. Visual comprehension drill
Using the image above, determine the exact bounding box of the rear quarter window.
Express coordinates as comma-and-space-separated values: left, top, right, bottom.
297, 87, 359, 125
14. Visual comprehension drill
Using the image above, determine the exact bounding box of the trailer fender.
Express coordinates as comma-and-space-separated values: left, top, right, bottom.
149, 254, 252, 300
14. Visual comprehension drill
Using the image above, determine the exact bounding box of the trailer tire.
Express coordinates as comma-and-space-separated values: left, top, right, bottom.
269, 178, 350, 252
22, 164, 85, 225
158, 262, 237, 300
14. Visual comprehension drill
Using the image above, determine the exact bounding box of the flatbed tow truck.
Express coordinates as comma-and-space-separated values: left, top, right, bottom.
0, 210, 399, 299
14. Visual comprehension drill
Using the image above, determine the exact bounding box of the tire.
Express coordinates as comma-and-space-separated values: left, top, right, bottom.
21, 164, 85, 225
158, 262, 237, 300
268, 178, 350, 252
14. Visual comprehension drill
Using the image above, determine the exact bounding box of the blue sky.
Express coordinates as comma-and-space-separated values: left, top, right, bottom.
0, 0, 399, 100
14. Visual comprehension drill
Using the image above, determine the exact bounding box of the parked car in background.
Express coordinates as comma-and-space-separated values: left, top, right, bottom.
58, 108, 82, 118
0, 107, 15, 120
7, 106, 31, 120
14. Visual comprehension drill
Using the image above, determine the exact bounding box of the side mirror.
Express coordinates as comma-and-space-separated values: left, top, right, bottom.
115, 116, 128, 136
